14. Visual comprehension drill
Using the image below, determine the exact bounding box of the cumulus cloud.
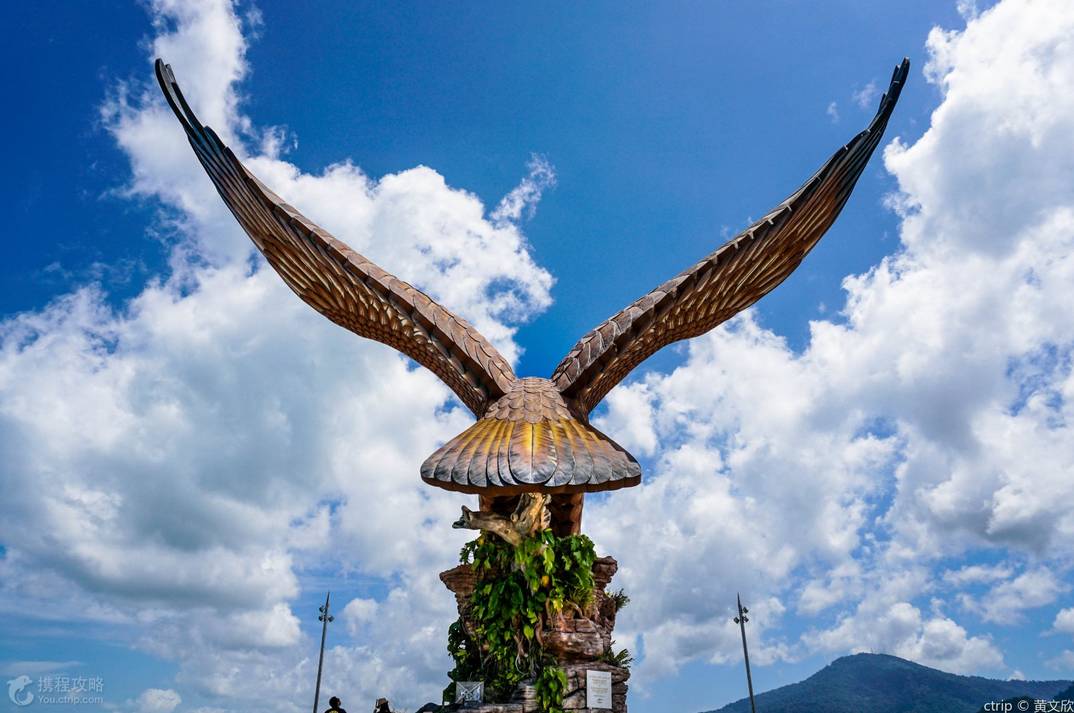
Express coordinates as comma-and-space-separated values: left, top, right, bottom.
590, 0, 1074, 685
808, 597, 1003, 674
0, 0, 554, 709
5, 0, 1074, 709
134, 688, 182, 713
1055, 608, 1074, 636
965, 568, 1066, 624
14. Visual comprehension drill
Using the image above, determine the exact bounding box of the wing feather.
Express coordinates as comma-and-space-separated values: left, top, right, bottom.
155, 60, 514, 416
553, 59, 910, 414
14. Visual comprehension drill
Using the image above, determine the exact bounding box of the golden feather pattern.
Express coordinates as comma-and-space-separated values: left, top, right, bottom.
157, 58, 908, 532
154, 60, 514, 418
420, 378, 641, 494
552, 59, 910, 414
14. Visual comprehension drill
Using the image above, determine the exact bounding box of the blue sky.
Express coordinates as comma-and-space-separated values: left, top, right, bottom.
4, 1, 1074, 712
2, 1, 959, 363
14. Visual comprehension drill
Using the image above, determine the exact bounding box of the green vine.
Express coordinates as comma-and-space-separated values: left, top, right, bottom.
444, 530, 598, 711
535, 661, 568, 713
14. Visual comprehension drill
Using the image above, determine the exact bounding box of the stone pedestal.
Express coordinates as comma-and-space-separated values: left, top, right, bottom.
440, 556, 629, 712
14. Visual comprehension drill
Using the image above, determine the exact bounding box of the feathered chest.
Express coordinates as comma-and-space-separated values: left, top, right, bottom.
420, 378, 641, 494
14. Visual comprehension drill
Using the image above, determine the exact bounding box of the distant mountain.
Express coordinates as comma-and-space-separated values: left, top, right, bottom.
704, 653, 1070, 713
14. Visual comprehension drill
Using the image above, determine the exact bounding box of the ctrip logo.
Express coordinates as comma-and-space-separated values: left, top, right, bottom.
7, 675, 34, 706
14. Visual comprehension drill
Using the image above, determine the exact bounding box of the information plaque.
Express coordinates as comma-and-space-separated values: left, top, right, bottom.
586, 669, 612, 709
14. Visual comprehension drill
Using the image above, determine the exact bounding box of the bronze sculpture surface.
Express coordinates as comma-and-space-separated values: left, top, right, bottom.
154, 58, 908, 536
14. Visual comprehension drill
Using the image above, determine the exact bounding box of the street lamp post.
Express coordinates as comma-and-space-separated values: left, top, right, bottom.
734, 593, 757, 713
312, 592, 334, 713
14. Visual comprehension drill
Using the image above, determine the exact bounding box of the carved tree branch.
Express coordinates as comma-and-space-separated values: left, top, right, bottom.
453, 493, 551, 546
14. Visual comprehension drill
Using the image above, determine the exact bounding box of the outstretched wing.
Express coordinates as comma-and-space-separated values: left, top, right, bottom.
553, 59, 910, 415
156, 60, 515, 417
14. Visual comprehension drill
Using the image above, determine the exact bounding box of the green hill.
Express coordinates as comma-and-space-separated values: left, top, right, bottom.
704, 653, 1069, 713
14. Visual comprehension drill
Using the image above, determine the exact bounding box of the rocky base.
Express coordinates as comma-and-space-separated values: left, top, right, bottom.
440, 556, 629, 712
438, 664, 628, 713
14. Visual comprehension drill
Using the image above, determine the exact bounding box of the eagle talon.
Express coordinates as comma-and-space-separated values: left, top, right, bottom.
451, 494, 550, 547
453, 506, 474, 529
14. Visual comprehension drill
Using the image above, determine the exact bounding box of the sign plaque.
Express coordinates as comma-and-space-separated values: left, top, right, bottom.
455, 681, 483, 705
586, 669, 612, 709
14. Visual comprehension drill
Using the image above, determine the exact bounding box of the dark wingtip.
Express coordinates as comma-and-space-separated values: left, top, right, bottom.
153, 58, 203, 136
876, 57, 911, 118
893, 57, 911, 93
859, 56, 911, 139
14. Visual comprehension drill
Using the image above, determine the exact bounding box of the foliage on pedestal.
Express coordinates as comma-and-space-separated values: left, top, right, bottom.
444, 530, 600, 712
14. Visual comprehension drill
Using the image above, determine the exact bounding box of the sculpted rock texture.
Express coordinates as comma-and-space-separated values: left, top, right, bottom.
441, 556, 629, 712
155, 57, 908, 534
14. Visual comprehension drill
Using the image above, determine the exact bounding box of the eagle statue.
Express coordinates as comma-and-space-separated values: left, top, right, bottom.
155, 57, 908, 539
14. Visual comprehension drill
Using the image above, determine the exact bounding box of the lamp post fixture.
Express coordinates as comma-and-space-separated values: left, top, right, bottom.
312, 592, 334, 713
734, 593, 757, 713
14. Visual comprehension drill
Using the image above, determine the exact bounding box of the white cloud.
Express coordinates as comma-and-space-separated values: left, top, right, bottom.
803, 570, 1004, 674
1054, 608, 1074, 635
965, 568, 1066, 624
342, 597, 379, 636
590, 0, 1074, 685
957, 0, 980, 20
134, 688, 182, 713
588, 314, 901, 681
826, 101, 840, 123
5, 0, 1074, 708
798, 561, 865, 616
942, 564, 1014, 587
852, 80, 879, 110
0, 0, 554, 710
491, 154, 557, 225
594, 381, 659, 457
